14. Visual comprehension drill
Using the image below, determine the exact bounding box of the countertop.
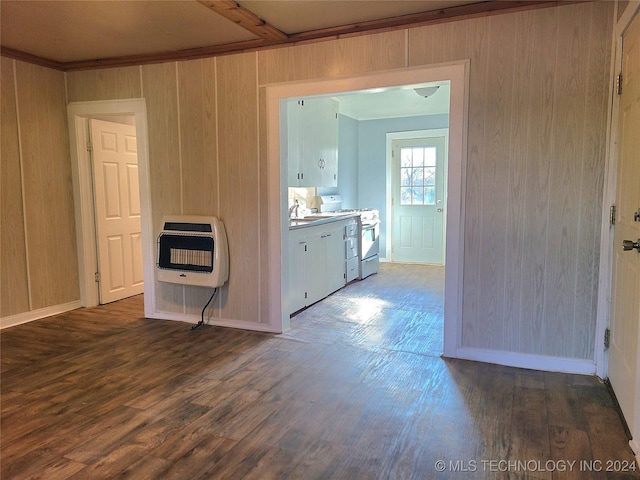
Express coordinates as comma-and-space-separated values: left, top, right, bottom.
288, 213, 358, 231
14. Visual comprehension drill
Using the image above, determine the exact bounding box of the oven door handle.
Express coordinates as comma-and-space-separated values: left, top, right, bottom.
361, 221, 379, 230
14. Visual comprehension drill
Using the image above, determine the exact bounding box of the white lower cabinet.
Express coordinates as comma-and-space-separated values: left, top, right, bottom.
289, 220, 347, 314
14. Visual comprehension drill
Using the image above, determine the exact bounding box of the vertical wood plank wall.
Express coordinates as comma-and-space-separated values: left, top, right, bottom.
1, 58, 30, 317
407, 3, 613, 358
0, 59, 79, 317
177, 59, 221, 317
3, 2, 613, 361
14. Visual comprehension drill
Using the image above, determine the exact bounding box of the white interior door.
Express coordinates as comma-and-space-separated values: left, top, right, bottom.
90, 118, 144, 304
391, 136, 447, 264
609, 11, 640, 449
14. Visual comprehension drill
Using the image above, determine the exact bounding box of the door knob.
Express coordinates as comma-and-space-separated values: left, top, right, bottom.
622, 239, 640, 252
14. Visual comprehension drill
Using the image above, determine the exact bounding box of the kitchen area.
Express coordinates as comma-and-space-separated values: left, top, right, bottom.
283, 84, 450, 315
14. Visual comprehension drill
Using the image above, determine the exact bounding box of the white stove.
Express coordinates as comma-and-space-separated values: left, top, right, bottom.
318, 196, 380, 280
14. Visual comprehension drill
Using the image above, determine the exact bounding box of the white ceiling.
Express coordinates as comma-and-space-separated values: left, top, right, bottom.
1, 0, 258, 63
0, 1, 519, 119
1, 0, 514, 67
240, 0, 477, 34
332, 81, 450, 120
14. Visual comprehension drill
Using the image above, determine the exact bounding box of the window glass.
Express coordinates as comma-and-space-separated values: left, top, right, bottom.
399, 146, 437, 205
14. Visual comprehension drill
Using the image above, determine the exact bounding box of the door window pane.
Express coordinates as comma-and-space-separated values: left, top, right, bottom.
399, 146, 437, 205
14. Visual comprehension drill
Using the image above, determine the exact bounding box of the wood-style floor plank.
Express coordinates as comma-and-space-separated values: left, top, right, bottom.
2, 264, 638, 479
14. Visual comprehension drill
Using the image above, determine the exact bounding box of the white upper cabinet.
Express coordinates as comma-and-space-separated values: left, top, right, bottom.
286, 97, 338, 188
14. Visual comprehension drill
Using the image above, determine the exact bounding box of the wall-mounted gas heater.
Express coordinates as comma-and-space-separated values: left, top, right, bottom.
156, 215, 229, 288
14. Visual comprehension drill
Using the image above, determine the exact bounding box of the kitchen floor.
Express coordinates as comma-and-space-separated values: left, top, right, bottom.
287, 262, 445, 356
2, 264, 637, 479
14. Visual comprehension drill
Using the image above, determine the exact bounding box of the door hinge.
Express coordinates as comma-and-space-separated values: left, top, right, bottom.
94, 272, 100, 283
616, 72, 623, 95
604, 327, 610, 349
610, 204, 616, 226
86, 141, 93, 152
304, 292, 307, 299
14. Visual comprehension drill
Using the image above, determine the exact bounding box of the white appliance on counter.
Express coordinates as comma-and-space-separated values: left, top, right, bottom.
318, 196, 380, 279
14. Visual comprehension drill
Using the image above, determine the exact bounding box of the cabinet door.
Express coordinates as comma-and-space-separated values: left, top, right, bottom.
287, 98, 339, 188
286, 100, 303, 186
323, 225, 346, 293
289, 236, 308, 314
300, 99, 324, 187
317, 99, 339, 187
305, 233, 326, 305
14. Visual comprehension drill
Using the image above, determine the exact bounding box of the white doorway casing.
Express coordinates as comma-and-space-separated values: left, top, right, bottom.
265, 61, 470, 357
67, 99, 154, 319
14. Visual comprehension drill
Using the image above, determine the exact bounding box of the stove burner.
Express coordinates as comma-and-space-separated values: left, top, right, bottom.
335, 208, 373, 213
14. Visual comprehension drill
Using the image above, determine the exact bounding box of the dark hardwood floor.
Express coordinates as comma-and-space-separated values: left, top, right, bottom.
2, 263, 637, 479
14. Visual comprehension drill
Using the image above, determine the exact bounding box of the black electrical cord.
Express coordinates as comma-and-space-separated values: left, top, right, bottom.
191, 287, 217, 330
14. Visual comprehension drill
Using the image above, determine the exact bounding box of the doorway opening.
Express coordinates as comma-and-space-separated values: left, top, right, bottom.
265, 61, 469, 358
67, 99, 154, 317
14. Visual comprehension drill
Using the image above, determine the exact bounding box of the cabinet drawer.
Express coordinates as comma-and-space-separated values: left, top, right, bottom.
345, 237, 358, 260
345, 223, 358, 237
346, 257, 359, 283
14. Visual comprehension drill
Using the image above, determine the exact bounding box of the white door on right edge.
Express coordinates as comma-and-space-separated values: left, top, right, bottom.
392, 136, 447, 264
609, 11, 640, 447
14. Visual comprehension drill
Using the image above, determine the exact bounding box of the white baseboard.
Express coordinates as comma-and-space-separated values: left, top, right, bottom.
148, 310, 281, 333
1, 301, 82, 330
453, 347, 597, 375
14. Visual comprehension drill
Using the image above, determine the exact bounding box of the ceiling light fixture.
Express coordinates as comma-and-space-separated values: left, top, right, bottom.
414, 86, 440, 98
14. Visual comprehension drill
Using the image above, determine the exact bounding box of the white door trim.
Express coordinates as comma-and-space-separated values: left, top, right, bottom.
386, 128, 449, 263
265, 61, 470, 358
67, 99, 154, 319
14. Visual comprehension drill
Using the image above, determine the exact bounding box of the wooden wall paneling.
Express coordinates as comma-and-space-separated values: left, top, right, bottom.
177, 58, 218, 216
443, 16, 484, 347
543, 5, 590, 358
572, 2, 614, 359
448, 17, 474, 62
256, 46, 296, 86
216, 53, 260, 324
141, 62, 184, 314
257, 31, 406, 85
518, 7, 558, 355
332, 31, 406, 77
258, 87, 270, 325
426, 22, 454, 65
457, 17, 490, 349
66, 66, 142, 103
475, 14, 518, 351
503, 10, 535, 353
177, 58, 222, 318
15, 61, 79, 310
406, 24, 437, 66
1, 58, 30, 317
